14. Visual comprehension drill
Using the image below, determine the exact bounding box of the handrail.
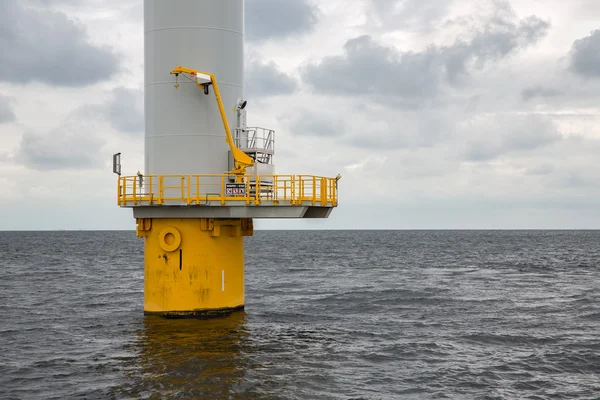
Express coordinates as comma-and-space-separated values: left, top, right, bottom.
236, 127, 275, 152
117, 174, 338, 208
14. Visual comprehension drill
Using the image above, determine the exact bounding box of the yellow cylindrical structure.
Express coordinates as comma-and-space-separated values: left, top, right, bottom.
136, 218, 253, 318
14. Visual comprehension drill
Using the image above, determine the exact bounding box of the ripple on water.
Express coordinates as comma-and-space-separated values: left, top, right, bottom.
1, 230, 600, 399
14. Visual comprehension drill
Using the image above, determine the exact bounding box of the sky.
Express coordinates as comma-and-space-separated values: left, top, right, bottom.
1, 0, 600, 230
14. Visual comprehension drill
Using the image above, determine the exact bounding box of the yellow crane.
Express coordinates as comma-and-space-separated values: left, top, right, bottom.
170, 65, 255, 177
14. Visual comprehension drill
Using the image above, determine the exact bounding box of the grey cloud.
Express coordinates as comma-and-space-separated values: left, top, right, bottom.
18, 131, 105, 170
288, 113, 344, 138
246, 0, 318, 41
569, 29, 600, 78
302, 5, 549, 106
14, 85, 141, 171
572, 0, 600, 20
106, 87, 144, 134
0, 95, 16, 123
344, 110, 451, 150
24, 0, 82, 5
525, 164, 554, 176
69, 87, 143, 135
463, 114, 561, 162
322, 109, 564, 163
17, 115, 106, 170
287, 102, 452, 149
0, 0, 119, 86
25, 0, 142, 19
25, 0, 133, 5
370, 0, 454, 32
521, 86, 563, 101
558, 171, 594, 189
303, 35, 441, 107
245, 60, 297, 98
443, 14, 550, 83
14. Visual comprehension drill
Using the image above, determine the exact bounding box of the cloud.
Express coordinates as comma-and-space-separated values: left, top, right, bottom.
343, 108, 452, 150
462, 114, 562, 162
16, 113, 107, 171
287, 100, 563, 167
25, 0, 135, 6
0, 95, 16, 123
369, 0, 455, 32
302, 35, 442, 107
521, 86, 563, 101
287, 112, 345, 138
7, 85, 145, 172
0, 178, 22, 201
0, 0, 119, 86
106, 87, 144, 134
569, 29, 600, 79
245, 59, 297, 98
442, 13, 550, 83
525, 164, 554, 176
24, 0, 142, 19
302, 4, 549, 107
246, 0, 319, 41
53, 87, 144, 135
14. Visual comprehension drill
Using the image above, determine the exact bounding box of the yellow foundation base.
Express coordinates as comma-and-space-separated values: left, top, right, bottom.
136, 218, 253, 318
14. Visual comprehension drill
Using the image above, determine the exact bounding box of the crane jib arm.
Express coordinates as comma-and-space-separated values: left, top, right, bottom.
169, 65, 255, 176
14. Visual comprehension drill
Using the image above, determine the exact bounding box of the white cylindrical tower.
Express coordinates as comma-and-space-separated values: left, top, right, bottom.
144, 0, 244, 176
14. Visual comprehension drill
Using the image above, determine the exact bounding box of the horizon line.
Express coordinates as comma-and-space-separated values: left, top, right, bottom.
1, 228, 600, 232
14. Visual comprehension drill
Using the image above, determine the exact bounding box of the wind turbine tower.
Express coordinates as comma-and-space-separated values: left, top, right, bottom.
114, 0, 340, 317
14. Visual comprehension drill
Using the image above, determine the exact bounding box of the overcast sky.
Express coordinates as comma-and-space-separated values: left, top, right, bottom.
1, 0, 600, 230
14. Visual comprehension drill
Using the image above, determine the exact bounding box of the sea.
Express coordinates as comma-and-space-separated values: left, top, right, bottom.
1, 230, 599, 399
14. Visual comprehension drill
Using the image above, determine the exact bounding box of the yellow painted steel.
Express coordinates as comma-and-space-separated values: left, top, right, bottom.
117, 174, 339, 207
138, 218, 253, 316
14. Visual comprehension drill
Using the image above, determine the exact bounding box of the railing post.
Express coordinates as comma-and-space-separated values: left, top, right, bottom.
196, 176, 200, 204
187, 174, 191, 205
256, 175, 261, 205
148, 176, 153, 205
117, 177, 121, 206
330, 178, 334, 205
321, 178, 327, 205
133, 177, 138, 205
221, 176, 226, 205
291, 176, 296, 205
333, 178, 337, 205
158, 176, 164, 205
180, 176, 185, 202
246, 176, 251, 205
312, 176, 317, 205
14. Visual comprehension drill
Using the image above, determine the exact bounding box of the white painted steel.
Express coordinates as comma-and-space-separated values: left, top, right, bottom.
144, 0, 244, 177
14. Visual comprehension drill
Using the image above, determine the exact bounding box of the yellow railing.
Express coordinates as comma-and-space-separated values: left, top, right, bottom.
117, 174, 338, 207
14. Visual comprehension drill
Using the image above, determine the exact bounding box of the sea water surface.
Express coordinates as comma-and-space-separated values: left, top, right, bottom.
1, 230, 599, 399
